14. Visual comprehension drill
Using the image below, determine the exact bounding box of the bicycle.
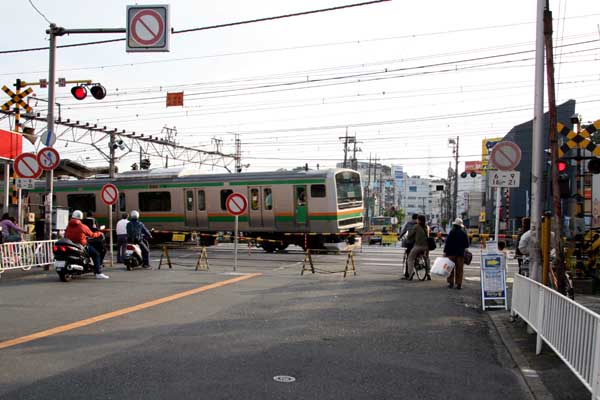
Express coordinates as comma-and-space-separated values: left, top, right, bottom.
402, 247, 429, 281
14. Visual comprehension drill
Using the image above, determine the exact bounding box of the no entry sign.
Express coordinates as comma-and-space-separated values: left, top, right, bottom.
101, 183, 119, 206
226, 193, 248, 216
126, 5, 170, 52
14, 152, 42, 179
490, 141, 522, 171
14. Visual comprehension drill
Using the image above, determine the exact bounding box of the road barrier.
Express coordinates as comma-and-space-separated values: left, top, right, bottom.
300, 249, 357, 278
158, 245, 209, 271
512, 274, 600, 399
0, 240, 55, 277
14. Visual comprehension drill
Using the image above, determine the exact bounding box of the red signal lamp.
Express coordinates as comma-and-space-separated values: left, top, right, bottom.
557, 160, 568, 173
71, 85, 87, 100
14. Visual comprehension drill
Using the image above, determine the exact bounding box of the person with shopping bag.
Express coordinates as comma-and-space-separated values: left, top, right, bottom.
443, 218, 470, 289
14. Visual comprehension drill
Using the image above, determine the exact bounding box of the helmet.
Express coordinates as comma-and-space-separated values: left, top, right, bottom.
72, 210, 83, 220
130, 210, 139, 220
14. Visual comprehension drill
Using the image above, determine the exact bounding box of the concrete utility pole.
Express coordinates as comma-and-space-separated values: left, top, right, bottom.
340, 128, 349, 168
448, 137, 459, 220
529, 0, 546, 282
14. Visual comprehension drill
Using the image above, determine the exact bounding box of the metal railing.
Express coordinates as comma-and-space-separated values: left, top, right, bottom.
512, 274, 600, 399
0, 240, 55, 276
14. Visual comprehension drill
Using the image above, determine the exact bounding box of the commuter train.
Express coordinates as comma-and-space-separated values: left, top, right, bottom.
27, 167, 364, 251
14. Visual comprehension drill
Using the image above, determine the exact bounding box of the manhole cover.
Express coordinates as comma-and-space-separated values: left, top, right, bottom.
273, 375, 296, 383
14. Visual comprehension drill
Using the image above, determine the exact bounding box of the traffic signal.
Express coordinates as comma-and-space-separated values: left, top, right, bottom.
70, 84, 106, 100
460, 171, 478, 178
588, 158, 600, 174
71, 85, 87, 100
556, 160, 571, 198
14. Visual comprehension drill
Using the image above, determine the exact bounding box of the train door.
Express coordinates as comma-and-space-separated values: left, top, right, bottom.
184, 189, 208, 229
249, 187, 262, 227
249, 187, 274, 228
294, 185, 307, 225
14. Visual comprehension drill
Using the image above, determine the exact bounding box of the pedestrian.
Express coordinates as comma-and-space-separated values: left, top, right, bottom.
0, 213, 26, 242
443, 218, 470, 289
65, 210, 108, 279
116, 213, 129, 263
399, 213, 418, 278
403, 215, 430, 280
515, 217, 530, 273
126, 210, 153, 268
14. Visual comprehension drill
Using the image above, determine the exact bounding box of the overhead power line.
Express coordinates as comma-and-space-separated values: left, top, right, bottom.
0, 0, 391, 54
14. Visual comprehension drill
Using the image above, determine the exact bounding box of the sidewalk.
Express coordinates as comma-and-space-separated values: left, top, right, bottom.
488, 288, 599, 400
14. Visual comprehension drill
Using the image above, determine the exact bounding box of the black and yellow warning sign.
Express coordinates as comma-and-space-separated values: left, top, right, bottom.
1, 85, 33, 113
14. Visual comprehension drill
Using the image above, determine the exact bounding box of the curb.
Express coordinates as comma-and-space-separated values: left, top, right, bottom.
487, 310, 555, 400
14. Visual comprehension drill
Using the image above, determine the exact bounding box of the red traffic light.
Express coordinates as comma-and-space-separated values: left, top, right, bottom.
71, 85, 87, 100
557, 160, 568, 173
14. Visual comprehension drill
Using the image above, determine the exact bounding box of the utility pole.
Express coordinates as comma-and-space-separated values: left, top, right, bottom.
448, 137, 459, 220
530, 0, 546, 282
340, 128, 349, 168
351, 136, 361, 170
544, 5, 566, 292
235, 134, 242, 173
366, 154, 372, 229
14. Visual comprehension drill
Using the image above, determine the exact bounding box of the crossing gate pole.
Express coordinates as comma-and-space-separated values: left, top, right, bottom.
195, 246, 209, 271
344, 250, 357, 278
158, 245, 173, 269
301, 249, 315, 275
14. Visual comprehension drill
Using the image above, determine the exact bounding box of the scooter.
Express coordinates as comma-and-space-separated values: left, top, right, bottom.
53, 233, 105, 282
124, 242, 144, 270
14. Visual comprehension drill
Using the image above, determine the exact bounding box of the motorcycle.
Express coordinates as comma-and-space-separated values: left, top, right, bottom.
124, 242, 143, 270
53, 233, 105, 282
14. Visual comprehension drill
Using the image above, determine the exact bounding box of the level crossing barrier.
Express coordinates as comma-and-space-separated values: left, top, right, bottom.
511, 274, 600, 399
300, 248, 357, 278
0, 240, 55, 277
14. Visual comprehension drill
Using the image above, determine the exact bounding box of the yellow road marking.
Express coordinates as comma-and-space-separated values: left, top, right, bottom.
0, 273, 262, 350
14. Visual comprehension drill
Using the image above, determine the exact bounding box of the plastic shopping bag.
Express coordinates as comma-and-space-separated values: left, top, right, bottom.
431, 257, 455, 278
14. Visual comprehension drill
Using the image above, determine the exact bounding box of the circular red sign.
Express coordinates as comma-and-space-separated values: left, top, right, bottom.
490, 141, 522, 171
226, 193, 248, 216
130, 9, 165, 46
101, 183, 119, 206
14, 152, 42, 179
37, 147, 61, 171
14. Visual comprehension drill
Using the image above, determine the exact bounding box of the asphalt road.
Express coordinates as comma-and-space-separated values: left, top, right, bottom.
0, 243, 531, 400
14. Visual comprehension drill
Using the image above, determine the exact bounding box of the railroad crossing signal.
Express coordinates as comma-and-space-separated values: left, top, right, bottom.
1, 85, 33, 113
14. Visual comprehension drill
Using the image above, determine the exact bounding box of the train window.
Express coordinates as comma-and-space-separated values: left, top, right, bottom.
198, 190, 206, 211
67, 194, 96, 213
310, 184, 326, 198
264, 188, 272, 210
250, 189, 259, 210
119, 193, 126, 212
139, 192, 171, 212
186, 191, 193, 211
220, 189, 233, 210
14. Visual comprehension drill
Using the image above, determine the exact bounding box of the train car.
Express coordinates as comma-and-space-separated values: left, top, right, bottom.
27, 167, 364, 251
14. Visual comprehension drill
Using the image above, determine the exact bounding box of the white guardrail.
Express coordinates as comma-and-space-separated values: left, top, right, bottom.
512, 274, 600, 399
0, 240, 55, 276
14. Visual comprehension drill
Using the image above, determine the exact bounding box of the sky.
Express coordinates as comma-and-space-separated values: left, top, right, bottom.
1, 0, 599, 179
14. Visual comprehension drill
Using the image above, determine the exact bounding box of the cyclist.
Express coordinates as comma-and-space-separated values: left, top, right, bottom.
403, 215, 430, 280
1, 213, 26, 242
399, 213, 418, 278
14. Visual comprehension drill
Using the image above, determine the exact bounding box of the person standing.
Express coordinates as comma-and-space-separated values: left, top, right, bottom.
127, 210, 152, 268
403, 215, 429, 280
116, 213, 129, 263
65, 210, 108, 279
443, 218, 470, 289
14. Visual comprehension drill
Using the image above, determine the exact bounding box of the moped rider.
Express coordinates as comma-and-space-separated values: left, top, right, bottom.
127, 210, 152, 268
65, 210, 109, 279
